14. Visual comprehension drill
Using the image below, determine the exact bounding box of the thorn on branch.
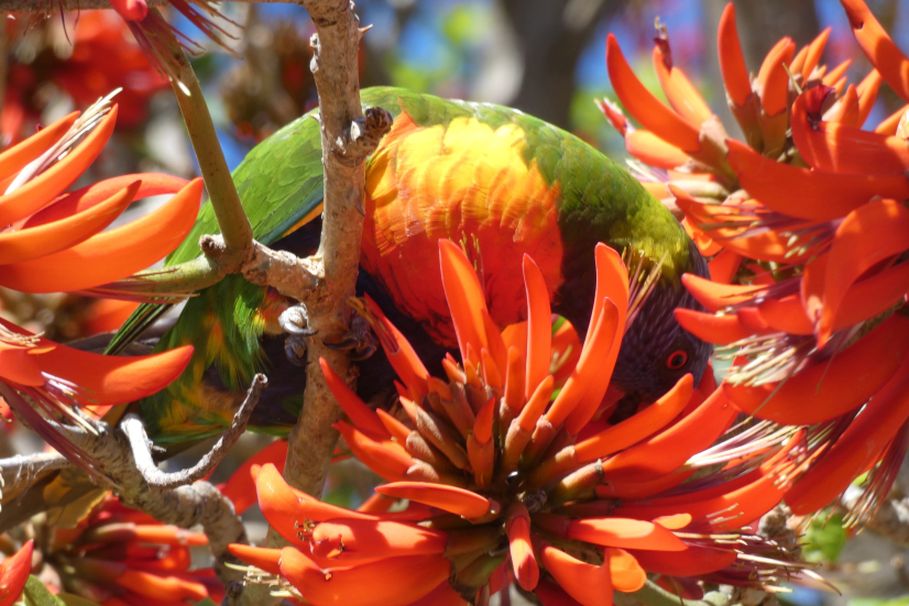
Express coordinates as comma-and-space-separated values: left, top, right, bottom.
122, 374, 267, 489
336, 106, 393, 166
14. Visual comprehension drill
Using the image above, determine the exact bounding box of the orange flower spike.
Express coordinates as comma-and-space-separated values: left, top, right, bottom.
652, 34, 713, 126
605, 34, 701, 153
725, 314, 909, 424
540, 545, 613, 606
503, 374, 555, 471
787, 357, 909, 514
468, 395, 496, 487
756, 37, 795, 116
727, 139, 909, 221
505, 504, 539, 591
320, 358, 388, 440
309, 518, 447, 565
819, 199, 909, 342
717, 3, 751, 109
833, 260, 909, 331
822, 59, 853, 91
335, 421, 413, 482
439, 240, 489, 365
0, 181, 136, 267
502, 345, 525, 418
278, 548, 451, 606
0, 112, 77, 183
673, 308, 753, 345
755, 295, 814, 336
523, 254, 552, 400
0, 178, 203, 293
841, 0, 909, 101
564, 517, 687, 552
708, 249, 741, 284
375, 481, 496, 520
0, 540, 32, 606
876, 104, 906, 134
606, 548, 646, 593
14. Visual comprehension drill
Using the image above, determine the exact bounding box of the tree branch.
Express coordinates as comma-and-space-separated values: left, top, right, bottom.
122, 374, 266, 489
0, 0, 289, 10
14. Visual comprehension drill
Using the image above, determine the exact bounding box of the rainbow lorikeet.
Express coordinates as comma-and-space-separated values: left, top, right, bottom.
115, 86, 710, 443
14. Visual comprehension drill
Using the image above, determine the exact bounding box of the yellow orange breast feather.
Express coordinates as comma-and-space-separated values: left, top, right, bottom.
362, 111, 564, 346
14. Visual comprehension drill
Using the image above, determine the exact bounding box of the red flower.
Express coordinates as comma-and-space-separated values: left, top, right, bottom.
0, 540, 32, 606
603, 1, 909, 522
230, 241, 806, 604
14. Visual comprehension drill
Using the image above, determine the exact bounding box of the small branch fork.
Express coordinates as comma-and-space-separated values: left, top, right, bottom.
0, 376, 265, 604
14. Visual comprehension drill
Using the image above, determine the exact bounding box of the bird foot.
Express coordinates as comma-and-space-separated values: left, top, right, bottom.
323, 315, 378, 361
280, 305, 315, 367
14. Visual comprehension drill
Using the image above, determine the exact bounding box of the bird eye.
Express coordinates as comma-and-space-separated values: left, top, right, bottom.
666, 349, 688, 370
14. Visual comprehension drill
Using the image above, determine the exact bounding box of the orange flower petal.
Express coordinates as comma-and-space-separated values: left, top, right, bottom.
727, 139, 909, 221
755, 295, 814, 336
624, 130, 690, 169
573, 374, 693, 463
375, 481, 494, 520
653, 41, 713, 126
717, 4, 751, 108
857, 69, 884, 126
0, 106, 117, 226
566, 517, 686, 552
0, 177, 203, 293
681, 272, 764, 311
0, 539, 32, 606
310, 518, 446, 565
842, 0, 909, 101
221, 440, 287, 515
438, 239, 488, 365
505, 505, 539, 591
756, 37, 795, 116
707, 249, 741, 284
321, 358, 388, 440
540, 545, 613, 606
724, 313, 909, 424
819, 198, 909, 341
823, 84, 859, 125
361, 295, 429, 401
0, 112, 77, 183
787, 357, 909, 514
875, 104, 905, 134
22, 173, 187, 228
630, 544, 736, 577
523, 254, 551, 401
279, 548, 450, 606
674, 308, 752, 345
227, 544, 281, 575
606, 34, 701, 153
834, 260, 909, 332
115, 570, 208, 602
794, 28, 831, 80
792, 92, 909, 175
336, 421, 413, 482
606, 548, 646, 593
0, 181, 137, 266
601, 386, 736, 479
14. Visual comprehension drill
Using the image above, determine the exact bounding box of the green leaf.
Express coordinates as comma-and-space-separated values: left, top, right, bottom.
56, 593, 100, 606
802, 510, 847, 564
848, 597, 909, 606
21, 577, 66, 606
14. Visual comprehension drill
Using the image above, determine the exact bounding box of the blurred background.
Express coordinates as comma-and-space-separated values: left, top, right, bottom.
2, 1, 909, 604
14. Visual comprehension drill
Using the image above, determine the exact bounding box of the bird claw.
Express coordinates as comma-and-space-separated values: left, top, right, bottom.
279, 305, 316, 336
323, 315, 378, 361
285, 334, 308, 367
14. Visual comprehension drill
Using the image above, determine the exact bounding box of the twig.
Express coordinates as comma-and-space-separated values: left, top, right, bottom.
122, 374, 266, 489
0, 451, 70, 504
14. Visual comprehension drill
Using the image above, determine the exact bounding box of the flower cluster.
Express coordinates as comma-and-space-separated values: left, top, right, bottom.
230, 240, 806, 604
40, 496, 219, 605
0, 93, 198, 462
603, 0, 909, 521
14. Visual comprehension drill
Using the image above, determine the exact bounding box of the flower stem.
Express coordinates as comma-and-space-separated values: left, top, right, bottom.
159, 17, 254, 260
